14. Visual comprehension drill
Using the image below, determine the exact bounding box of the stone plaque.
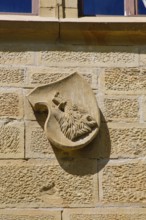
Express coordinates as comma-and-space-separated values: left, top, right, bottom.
27, 73, 100, 151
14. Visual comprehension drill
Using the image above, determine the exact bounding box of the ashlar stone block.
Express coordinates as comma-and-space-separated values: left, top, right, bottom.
65, 8, 78, 18
0, 209, 61, 220
40, 0, 57, 7
100, 159, 146, 204
40, 7, 56, 17
0, 88, 23, 119
65, 0, 78, 8
25, 121, 54, 159
0, 67, 25, 87
103, 68, 146, 94
0, 51, 34, 65
103, 96, 139, 122
0, 121, 24, 158
0, 159, 97, 208
108, 123, 146, 158
63, 208, 146, 220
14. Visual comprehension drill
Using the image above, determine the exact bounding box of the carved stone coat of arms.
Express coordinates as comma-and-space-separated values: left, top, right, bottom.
27, 73, 100, 151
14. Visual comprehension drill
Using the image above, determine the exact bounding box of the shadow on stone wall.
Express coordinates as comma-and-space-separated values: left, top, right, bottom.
35, 109, 111, 176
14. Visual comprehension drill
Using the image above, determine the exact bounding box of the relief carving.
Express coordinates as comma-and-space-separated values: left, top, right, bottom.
52, 92, 97, 141
27, 73, 100, 151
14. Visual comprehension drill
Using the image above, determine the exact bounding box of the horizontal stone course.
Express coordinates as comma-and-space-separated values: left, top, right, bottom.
38, 47, 138, 67
63, 208, 146, 220
0, 159, 97, 208
101, 159, 146, 204
0, 209, 61, 220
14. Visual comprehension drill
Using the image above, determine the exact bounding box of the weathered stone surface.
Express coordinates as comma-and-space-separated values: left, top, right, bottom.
108, 123, 146, 158
25, 121, 54, 158
0, 159, 97, 207
103, 96, 139, 122
38, 47, 138, 67
40, 7, 56, 17
63, 208, 146, 220
65, 0, 78, 8
0, 89, 23, 119
0, 121, 24, 158
0, 67, 25, 87
141, 96, 146, 122
65, 8, 78, 18
40, 0, 57, 7
27, 67, 97, 89
101, 159, 146, 204
0, 209, 61, 220
0, 51, 34, 65
103, 68, 146, 94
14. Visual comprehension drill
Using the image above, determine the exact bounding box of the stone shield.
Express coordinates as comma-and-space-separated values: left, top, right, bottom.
27, 72, 100, 151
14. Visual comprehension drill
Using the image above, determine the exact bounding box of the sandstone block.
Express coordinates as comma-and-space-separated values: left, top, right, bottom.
0, 159, 97, 208
63, 208, 146, 220
103, 96, 139, 122
0, 51, 34, 65
0, 88, 23, 119
40, 7, 56, 17
108, 123, 146, 158
0, 67, 25, 87
38, 47, 138, 67
65, 8, 78, 18
100, 159, 146, 204
65, 0, 78, 8
0, 209, 61, 220
0, 121, 24, 158
25, 121, 54, 159
103, 68, 146, 94
40, 0, 57, 7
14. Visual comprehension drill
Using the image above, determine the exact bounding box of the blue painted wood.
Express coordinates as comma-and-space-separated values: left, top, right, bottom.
138, 0, 146, 14
83, 0, 124, 16
0, 0, 32, 13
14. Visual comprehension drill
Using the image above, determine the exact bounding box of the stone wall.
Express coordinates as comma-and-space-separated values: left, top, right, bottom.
0, 41, 146, 219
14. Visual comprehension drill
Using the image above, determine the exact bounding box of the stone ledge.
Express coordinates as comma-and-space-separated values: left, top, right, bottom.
0, 15, 146, 44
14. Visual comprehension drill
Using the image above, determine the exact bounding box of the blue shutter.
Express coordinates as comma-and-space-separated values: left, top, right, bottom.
0, 0, 32, 13
138, 0, 146, 14
83, 0, 124, 16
